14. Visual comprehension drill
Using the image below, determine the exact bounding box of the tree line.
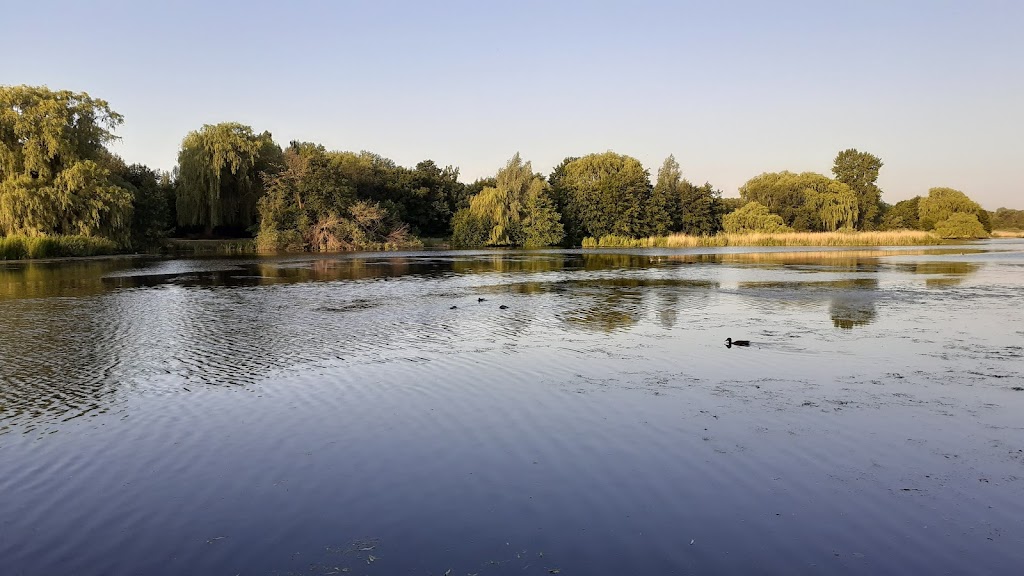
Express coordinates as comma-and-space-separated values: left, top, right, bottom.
0, 86, 1011, 254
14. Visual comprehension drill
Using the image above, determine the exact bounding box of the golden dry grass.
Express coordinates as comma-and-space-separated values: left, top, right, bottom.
583, 230, 944, 248
992, 230, 1024, 238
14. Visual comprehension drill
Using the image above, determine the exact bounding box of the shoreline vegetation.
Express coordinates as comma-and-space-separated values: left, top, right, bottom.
0, 235, 119, 260
992, 230, 1024, 238
6, 230, 1024, 261
582, 230, 945, 248
2, 85, 1022, 261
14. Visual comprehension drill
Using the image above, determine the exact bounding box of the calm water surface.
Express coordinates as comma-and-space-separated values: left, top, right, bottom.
1, 242, 1023, 575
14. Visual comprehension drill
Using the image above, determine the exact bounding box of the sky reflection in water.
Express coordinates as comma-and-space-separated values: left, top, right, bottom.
0, 242, 1022, 575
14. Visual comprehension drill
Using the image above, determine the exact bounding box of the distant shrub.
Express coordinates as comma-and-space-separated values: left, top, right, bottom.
933, 213, 988, 239
722, 202, 793, 234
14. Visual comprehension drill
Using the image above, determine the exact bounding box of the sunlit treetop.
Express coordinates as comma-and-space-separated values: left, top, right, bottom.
0, 85, 123, 181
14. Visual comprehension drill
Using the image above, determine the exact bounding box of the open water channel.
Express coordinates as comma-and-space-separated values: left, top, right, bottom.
1, 241, 1023, 575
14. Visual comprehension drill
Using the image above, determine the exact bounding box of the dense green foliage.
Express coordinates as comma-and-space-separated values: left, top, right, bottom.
881, 196, 921, 230
3, 85, 1015, 255
933, 212, 988, 239
652, 155, 724, 237
739, 171, 858, 231
990, 208, 1024, 230
255, 144, 419, 252
721, 201, 792, 233
110, 161, 174, 249
918, 187, 990, 233
0, 86, 134, 244
328, 152, 465, 237
559, 152, 654, 242
175, 123, 283, 234
0, 235, 118, 259
450, 154, 563, 248
832, 149, 883, 229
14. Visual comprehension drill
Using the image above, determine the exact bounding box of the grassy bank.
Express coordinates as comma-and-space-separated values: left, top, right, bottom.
992, 230, 1024, 238
582, 230, 945, 248
164, 238, 258, 255
0, 235, 120, 260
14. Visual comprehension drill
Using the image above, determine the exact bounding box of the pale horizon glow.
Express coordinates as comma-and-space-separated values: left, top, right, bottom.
3, 0, 1021, 209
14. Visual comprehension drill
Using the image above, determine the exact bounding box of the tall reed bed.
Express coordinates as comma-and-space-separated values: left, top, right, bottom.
0, 235, 120, 259
165, 239, 258, 255
992, 230, 1024, 238
582, 230, 944, 248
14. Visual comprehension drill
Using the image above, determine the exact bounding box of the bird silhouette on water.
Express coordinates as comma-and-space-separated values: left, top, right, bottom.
725, 338, 750, 348
478, 297, 486, 302
499, 304, 509, 309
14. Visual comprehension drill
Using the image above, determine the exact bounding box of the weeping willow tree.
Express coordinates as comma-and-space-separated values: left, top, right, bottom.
450, 153, 563, 247
741, 171, 858, 232
175, 122, 282, 235
0, 85, 133, 243
918, 187, 989, 232
802, 175, 859, 231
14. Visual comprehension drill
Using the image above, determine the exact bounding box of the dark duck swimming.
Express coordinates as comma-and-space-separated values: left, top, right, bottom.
725, 338, 750, 348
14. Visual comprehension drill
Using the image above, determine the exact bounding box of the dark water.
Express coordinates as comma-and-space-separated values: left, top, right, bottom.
2, 242, 1023, 575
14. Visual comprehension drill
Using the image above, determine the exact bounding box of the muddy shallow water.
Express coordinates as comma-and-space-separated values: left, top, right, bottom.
1, 241, 1023, 575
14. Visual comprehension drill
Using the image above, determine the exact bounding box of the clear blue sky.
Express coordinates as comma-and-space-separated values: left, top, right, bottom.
3, 0, 1021, 208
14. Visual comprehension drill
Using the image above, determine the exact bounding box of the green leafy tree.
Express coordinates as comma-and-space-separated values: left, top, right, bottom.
464, 177, 496, 200
521, 181, 564, 247
720, 197, 747, 214
722, 201, 792, 234
803, 178, 859, 231
0, 86, 133, 243
256, 143, 361, 251
175, 122, 283, 235
560, 152, 652, 241
880, 196, 921, 230
740, 171, 857, 231
918, 187, 988, 231
450, 209, 490, 248
548, 156, 580, 243
832, 149, 883, 229
327, 151, 462, 237
991, 208, 1024, 230
648, 155, 682, 236
934, 212, 988, 239
450, 153, 562, 247
679, 182, 724, 236
111, 160, 172, 248
400, 160, 465, 237
740, 171, 815, 230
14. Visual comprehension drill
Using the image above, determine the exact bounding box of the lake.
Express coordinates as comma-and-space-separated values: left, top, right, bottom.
1, 241, 1023, 575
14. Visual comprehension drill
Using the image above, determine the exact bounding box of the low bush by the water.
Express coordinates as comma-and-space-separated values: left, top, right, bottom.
933, 213, 988, 239
583, 230, 944, 248
0, 235, 120, 260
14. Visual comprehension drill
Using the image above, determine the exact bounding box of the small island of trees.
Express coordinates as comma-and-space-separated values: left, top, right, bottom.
1, 85, 1018, 259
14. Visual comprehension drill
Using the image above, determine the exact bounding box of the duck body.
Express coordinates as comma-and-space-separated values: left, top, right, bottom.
725, 338, 750, 348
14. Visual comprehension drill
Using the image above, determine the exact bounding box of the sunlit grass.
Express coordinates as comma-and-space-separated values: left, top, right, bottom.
992, 229, 1024, 238
0, 235, 120, 260
582, 230, 944, 248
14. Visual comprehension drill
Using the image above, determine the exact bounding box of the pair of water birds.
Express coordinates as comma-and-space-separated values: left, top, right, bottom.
450, 297, 508, 310
725, 338, 750, 348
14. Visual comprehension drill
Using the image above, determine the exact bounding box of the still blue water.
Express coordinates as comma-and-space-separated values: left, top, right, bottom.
1, 242, 1023, 575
